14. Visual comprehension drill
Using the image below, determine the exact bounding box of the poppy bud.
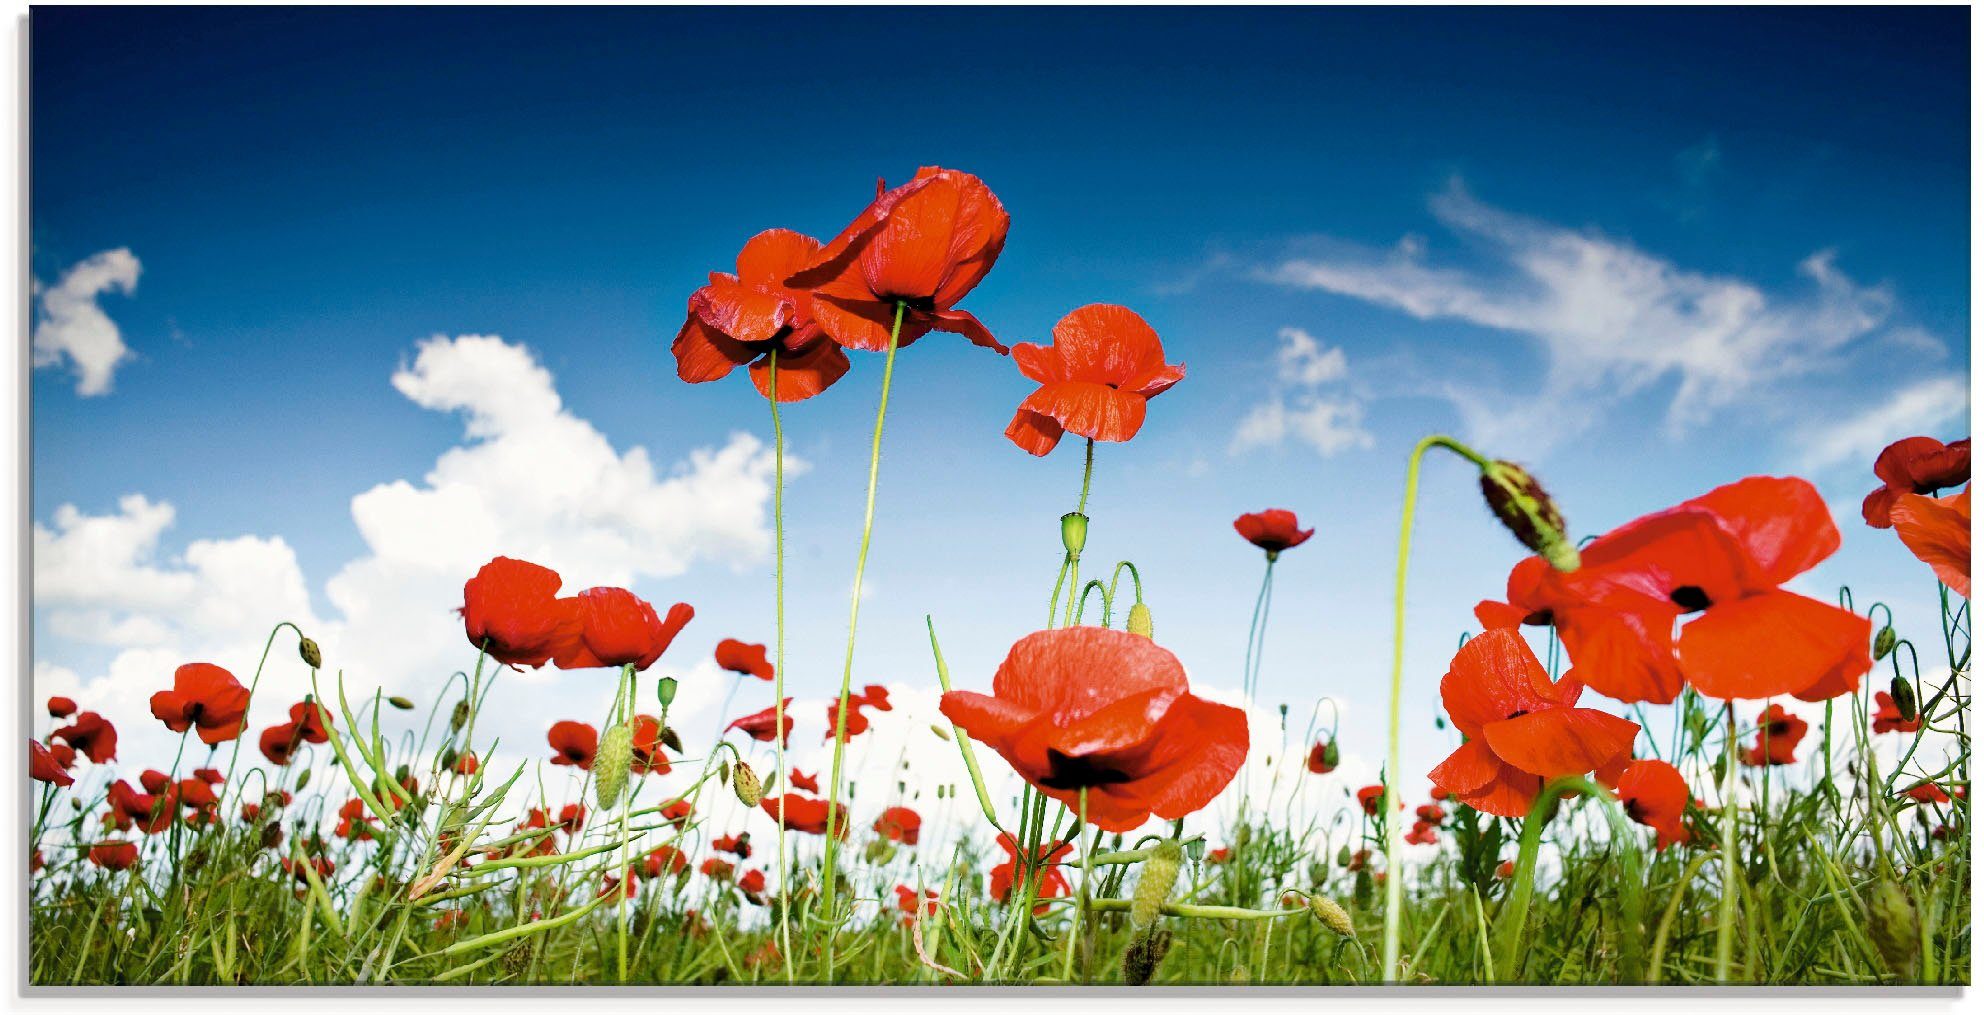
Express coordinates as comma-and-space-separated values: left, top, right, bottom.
449, 699, 471, 732
261, 822, 284, 851
1323, 740, 1341, 770
659, 726, 684, 753
1131, 840, 1182, 930
1126, 602, 1153, 639
930, 724, 952, 742
1335, 844, 1352, 867
1233, 825, 1252, 851
1308, 894, 1355, 937
1890, 676, 1919, 724
298, 637, 322, 669
863, 839, 896, 864
657, 676, 678, 710
1868, 878, 1920, 975
732, 761, 763, 808
594, 724, 633, 809
440, 746, 459, 771
717, 759, 731, 785
1121, 928, 1172, 987
388, 696, 415, 711
1060, 512, 1088, 557
186, 848, 209, 873
1478, 460, 1579, 574
294, 768, 312, 791
1874, 625, 1898, 662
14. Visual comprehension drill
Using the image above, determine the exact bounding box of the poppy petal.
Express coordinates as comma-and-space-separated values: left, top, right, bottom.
810, 294, 931, 353
988, 627, 1186, 722
927, 308, 1007, 354
690, 276, 792, 346
1021, 381, 1149, 445
735, 228, 824, 286
1678, 589, 1872, 700
1428, 739, 1503, 796
1685, 476, 1840, 586
748, 339, 850, 403
1890, 488, 1970, 598
1481, 708, 1638, 779
1004, 407, 1065, 457
1556, 605, 1686, 705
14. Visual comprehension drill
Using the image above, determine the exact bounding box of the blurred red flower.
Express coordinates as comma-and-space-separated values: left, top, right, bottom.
1903, 781, 1953, 804
89, 841, 139, 871
713, 833, 752, 859
788, 769, 819, 793
642, 845, 688, 878
259, 724, 302, 766
1234, 509, 1314, 557
1305, 739, 1338, 774
873, 806, 922, 846
51, 711, 116, 764
555, 588, 693, 671
1356, 785, 1385, 817
1873, 691, 1923, 735
1404, 822, 1438, 846
460, 556, 580, 668
989, 832, 1071, 915
1738, 705, 1807, 767
715, 638, 774, 681
29, 740, 72, 786
46, 696, 76, 719
1415, 804, 1446, 824
895, 885, 939, 926
1003, 304, 1185, 456
1890, 487, 1970, 598
625, 715, 672, 775
547, 720, 599, 770
1614, 759, 1693, 850
673, 229, 851, 402
149, 663, 251, 745
738, 869, 767, 896
759, 793, 847, 838
728, 700, 794, 747
700, 857, 735, 881
1861, 436, 1969, 529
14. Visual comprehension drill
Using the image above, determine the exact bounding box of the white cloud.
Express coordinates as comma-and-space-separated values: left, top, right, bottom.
32, 248, 142, 397
1796, 374, 1970, 474
1274, 326, 1349, 387
1265, 182, 1910, 449
1231, 327, 1373, 457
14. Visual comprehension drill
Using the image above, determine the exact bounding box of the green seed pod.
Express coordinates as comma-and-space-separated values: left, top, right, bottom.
1060, 512, 1089, 557
1890, 676, 1919, 724
1120, 928, 1172, 987
930, 724, 953, 742
1309, 894, 1355, 937
732, 761, 764, 808
298, 637, 322, 670
1868, 878, 1921, 976
1478, 459, 1579, 573
863, 838, 897, 865
449, 699, 471, 732
1873, 625, 1898, 661
656, 676, 678, 709
594, 723, 633, 809
294, 767, 312, 792
1126, 602, 1153, 639
387, 695, 415, 711
1130, 840, 1183, 930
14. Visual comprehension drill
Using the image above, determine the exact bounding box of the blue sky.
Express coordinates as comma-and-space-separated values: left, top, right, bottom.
30, 8, 1970, 831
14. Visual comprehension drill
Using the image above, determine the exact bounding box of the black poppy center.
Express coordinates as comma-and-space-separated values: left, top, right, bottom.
1623, 798, 1646, 823
1506, 709, 1530, 720
1524, 609, 1555, 627
1040, 748, 1136, 790
1669, 585, 1713, 613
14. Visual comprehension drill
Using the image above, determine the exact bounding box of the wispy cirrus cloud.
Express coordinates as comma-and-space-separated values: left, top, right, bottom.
1796, 374, 1970, 474
1230, 326, 1373, 458
32, 247, 142, 397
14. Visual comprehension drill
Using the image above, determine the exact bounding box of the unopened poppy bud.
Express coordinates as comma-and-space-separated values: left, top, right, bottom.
261, 822, 284, 851
732, 761, 763, 808
1478, 460, 1579, 573
863, 839, 897, 864
387, 696, 415, 711
717, 759, 731, 785
1060, 512, 1088, 557
449, 699, 471, 732
1126, 602, 1153, 638
659, 726, 684, 753
1233, 825, 1252, 850
656, 676, 678, 709
594, 724, 632, 809
1335, 844, 1352, 867
930, 724, 952, 742
1868, 878, 1920, 975
1323, 740, 1341, 770
1131, 840, 1183, 930
294, 768, 312, 791
1121, 928, 1172, 987
394, 764, 413, 785
1874, 625, 1898, 661
440, 747, 459, 771
1890, 676, 1919, 724
1308, 894, 1355, 937
298, 637, 322, 669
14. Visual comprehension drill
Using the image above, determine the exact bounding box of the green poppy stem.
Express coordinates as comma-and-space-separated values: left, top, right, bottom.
1715, 703, 1741, 982
1491, 775, 1646, 982
766, 349, 794, 985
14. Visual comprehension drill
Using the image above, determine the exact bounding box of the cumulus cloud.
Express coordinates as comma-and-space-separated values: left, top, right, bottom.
32, 248, 142, 397
1231, 327, 1374, 457
1796, 374, 1970, 474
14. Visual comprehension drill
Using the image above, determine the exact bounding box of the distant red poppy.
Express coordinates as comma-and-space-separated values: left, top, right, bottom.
700, 857, 735, 881
1427, 629, 1638, 819
288, 700, 333, 743
619, 715, 669, 775
895, 885, 939, 926
824, 698, 874, 741
859, 685, 893, 711
52, 711, 116, 764
1356, 785, 1386, 816
1890, 487, 1970, 598
873, 806, 922, 846
788, 769, 819, 793
1234, 509, 1314, 557
450, 751, 480, 776
547, 720, 599, 770
1003, 304, 1185, 456
1738, 705, 1807, 767
88, 841, 138, 871
715, 639, 775, 681
1614, 759, 1693, 850
1861, 436, 1969, 529
193, 767, 223, 785
1206, 847, 1233, 863
1344, 849, 1371, 871
759, 793, 847, 838
104, 780, 164, 834
1404, 821, 1438, 846
728, 700, 794, 747
259, 723, 302, 766
1903, 781, 1953, 804
941, 626, 1248, 833
280, 856, 334, 886
1429, 785, 1452, 802
989, 832, 1071, 915
713, 832, 752, 859
1306, 739, 1338, 775
1494, 859, 1515, 879
555, 804, 587, 835
786, 167, 1009, 355
46, 696, 76, 719
599, 868, 639, 901
1873, 691, 1923, 735
673, 228, 852, 402
29, 740, 72, 786
642, 845, 689, 878
460, 556, 580, 668
660, 799, 694, 827
738, 869, 767, 897
335, 798, 376, 840
1415, 804, 1446, 824
553, 588, 693, 671
148, 663, 251, 745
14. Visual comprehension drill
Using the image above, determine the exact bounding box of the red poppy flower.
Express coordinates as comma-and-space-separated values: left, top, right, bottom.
288, 700, 333, 743
1356, 785, 1386, 817
1345, 849, 1371, 871
460, 556, 581, 668
280, 855, 334, 885
737, 868, 767, 896
759, 793, 847, 838
642, 845, 689, 878
553, 588, 693, 672
1427, 629, 1639, 819
1430, 785, 1452, 802
1003, 304, 1185, 456
660, 799, 693, 827
786, 167, 1009, 355
29, 740, 73, 786
47, 696, 76, 719
1738, 704, 1807, 767
105, 780, 174, 834
556, 804, 587, 835
547, 720, 598, 770
673, 228, 852, 402
89, 841, 138, 871
148, 663, 251, 745
1404, 821, 1438, 846
1234, 509, 1314, 557
1475, 556, 1687, 706
599, 868, 639, 901
700, 857, 735, 881
825, 698, 874, 742
178, 778, 219, 811
1614, 759, 1693, 850
859, 685, 893, 711
895, 885, 939, 926
989, 832, 1071, 915
51, 711, 116, 764
450, 751, 480, 776
1415, 804, 1446, 824
336, 797, 377, 840
713, 833, 752, 859
873, 806, 922, 846
193, 767, 223, 785
1902, 781, 1952, 804
714, 638, 775, 681
1891, 487, 1970, 598
1306, 739, 1338, 775
788, 769, 819, 793
1862, 436, 1969, 529
1206, 847, 1233, 864
728, 700, 794, 747
1873, 691, 1923, 735
259, 723, 302, 766
940, 626, 1248, 833
1494, 859, 1515, 879
625, 715, 672, 775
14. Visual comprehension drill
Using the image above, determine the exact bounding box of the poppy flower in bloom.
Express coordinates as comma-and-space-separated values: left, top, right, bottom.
47, 696, 76, 719
738, 869, 767, 897
1614, 759, 1693, 850
599, 869, 639, 901
1415, 804, 1446, 824
642, 845, 689, 878
1206, 847, 1233, 864
51, 711, 116, 763
1427, 629, 1639, 819
673, 228, 852, 402
547, 721, 598, 770
700, 857, 735, 881
89, 841, 139, 871
280, 856, 335, 886
149, 663, 252, 745
625, 715, 672, 775
289, 700, 334, 742
1003, 304, 1185, 456
785, 167, 1009, 355
460, 556, 580, 668
1481, 476, 1871, 704
1890, 487, 1970, 598
1861, 436, 1969, 529
1738, 705, 1807, 768
715, 638, 774, 681
1494, 859, 1515, 879
106, 779, 177, 835
825, 698, 876, 742
1234, 509, 1314, 558
940, 626, 1248, 833
335, 798, 377, 840
859, 685, 893, 711
895, 885, 939, 926
660, 799, 694, 827
1306, 739, 1338, 775
1902, 781, 1953, 804
873, 806, 922, 846
713, 833, 752, 859
1873, 691, 1924, 735
789, 769, 819, 793
759, 794, 847, 838
1404, 822, 1438, 846
555, 804, 587, 835
259, 724, 303, 766
29, 740, 73, 786
989, 832, 1071, 915
728, 700, 794, 747
1356, 785, 1386, 817
554, 588, 694, 672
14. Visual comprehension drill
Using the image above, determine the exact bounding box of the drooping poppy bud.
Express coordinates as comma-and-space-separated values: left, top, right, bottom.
1890, 676, 1919, 725
387, 696, 415, 711
1121, 928, 1173, 987
1477, 459, 1579, 573
1873, 625, 1898, 661
1126, 602, 1153, 639
1308, 894, 1355, 937
298, 637, 322, 670
659, 726, 684, 753
1060, 512, 1088, 557
732, 761, 764, 808
449, 700, 470, 731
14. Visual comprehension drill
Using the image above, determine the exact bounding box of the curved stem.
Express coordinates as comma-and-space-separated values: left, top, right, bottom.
1491, 775, 1645, 982
767, 349, 794, 984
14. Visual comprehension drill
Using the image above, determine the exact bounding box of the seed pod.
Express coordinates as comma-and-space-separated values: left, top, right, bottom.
1131, 840, 1183, 930
594, 723, 633, 809
1060, 512, 1089, 557
1868, 878, 1920, 975
449, 699, 471, 732
1335, 844, 1352, 867
732, 761, 764, 808
298, 637, 322, 669
1121, 928, 1172, 987
1873, 625, 1898, 661
1233, 825, 1252, 850
863, 838, 897, 865
1478, 459, 1579, 573
387, 696, 415, 711
656, 676, 678, 709
294, 767, 312, 792
930, 724, 953, 742
1890, 676, 1919, 724
1127, 602, 1153, 639
659, 726, 684, 753
1309, 894, 1355, 937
